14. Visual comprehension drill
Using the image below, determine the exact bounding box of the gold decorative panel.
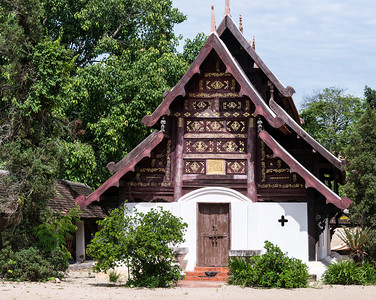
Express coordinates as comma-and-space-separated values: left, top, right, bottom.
217, 140, 245, 153
192, 100, 212, 110
206, 120, 224, 131
258, 140, 304, 189
185, 161, 205, 174
186, 120, 205, 132
227, 120, 246, 133
188, 92, 241, 98
227, 160, 246, 174
206, 160, 226, 175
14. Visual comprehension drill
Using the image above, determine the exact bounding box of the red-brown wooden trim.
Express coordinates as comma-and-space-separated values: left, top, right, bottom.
173, 119, 184, 201
106, 130, 162, 173
247, 118, 257, 201
269, 99, 345, 170
217, 15, 300, 124
76, 131, 165, 207
259, 130, 351, 210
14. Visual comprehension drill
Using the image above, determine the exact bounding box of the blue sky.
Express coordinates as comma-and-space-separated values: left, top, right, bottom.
172, 0, 376, 109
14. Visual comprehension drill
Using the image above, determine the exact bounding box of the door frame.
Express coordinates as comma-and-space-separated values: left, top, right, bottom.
196, 202, 231, 267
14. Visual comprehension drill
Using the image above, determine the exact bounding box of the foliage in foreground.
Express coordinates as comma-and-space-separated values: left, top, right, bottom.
228, 241, 309, 288
0, 246, 65, 281
87, 206, 188, 288
323, 260, 376, 285
337, 226, 372, 263
0, 209, 78, 281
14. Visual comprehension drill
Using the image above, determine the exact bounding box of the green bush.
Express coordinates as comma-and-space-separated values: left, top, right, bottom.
87, 206, 188, 288
0, 208, 78, 281
0, 246, 64, 281
323, 260, 376, 285
337, 226, 372, 263
228, 241, 310, 288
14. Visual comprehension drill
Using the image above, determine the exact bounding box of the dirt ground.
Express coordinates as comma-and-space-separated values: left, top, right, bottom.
1, 269, 376, 300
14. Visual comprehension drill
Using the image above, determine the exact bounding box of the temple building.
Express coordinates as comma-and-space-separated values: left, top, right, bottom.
76, 2, 351, 277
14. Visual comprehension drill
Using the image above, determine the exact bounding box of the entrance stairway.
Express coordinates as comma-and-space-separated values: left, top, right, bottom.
183, 267, 230, 281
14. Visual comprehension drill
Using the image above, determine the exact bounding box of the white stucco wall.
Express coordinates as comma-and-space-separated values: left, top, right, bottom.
124, 187, 309, 271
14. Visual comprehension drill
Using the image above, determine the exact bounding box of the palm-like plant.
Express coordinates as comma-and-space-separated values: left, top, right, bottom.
338, 226, 372, 263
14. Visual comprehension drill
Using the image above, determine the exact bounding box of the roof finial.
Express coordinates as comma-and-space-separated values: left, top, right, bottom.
211, 4, 216, 33
252, 35, 256, 50
225, 0, 230, 16
239, 15, 243, 33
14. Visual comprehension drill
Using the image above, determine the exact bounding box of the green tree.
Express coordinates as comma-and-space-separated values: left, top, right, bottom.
180, 32, 207, 64
43, 0, 186, 66
67, 48, 188, 186
344, 86, 376, 227
0, 0, 187, 225
87, 206, 187, 288
300, 87, 365, 155
0, 6, 76, 236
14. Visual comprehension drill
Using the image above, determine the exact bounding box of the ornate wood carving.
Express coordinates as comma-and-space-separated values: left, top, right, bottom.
185, 161, 206, 174
189, 72, 240, 99
226, 160, 246, 174
177, 60, 254, 183
257, 139, 305, 189
125, 139, 172, 189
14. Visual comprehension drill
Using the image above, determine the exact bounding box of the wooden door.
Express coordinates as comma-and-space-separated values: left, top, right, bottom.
197, 203, 230, 267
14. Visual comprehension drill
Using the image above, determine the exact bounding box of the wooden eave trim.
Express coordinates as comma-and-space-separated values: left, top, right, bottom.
76, 131, 165, 207
259, 130, 351, 210
269, 99, 344, 170
217, 15, 301, 124
106, 130, 160, 173
142, 33, 284, 129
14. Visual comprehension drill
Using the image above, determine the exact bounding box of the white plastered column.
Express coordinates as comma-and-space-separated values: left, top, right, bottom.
76, 221, 85, 262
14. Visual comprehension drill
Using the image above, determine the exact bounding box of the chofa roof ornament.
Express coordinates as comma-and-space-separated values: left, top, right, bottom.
211, 4, 217, 33
224, 0, 230, 16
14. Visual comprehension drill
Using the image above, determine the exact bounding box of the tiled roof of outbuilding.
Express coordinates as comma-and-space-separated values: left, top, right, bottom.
51, 180, 105, 219
1, 175, 105, 219
52, 180, 105, 219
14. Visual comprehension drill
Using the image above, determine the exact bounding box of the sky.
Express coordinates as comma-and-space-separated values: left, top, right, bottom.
172, 0, 376, 109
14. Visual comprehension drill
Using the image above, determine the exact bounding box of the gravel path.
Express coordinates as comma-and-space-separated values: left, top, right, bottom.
1, 270, 376, 300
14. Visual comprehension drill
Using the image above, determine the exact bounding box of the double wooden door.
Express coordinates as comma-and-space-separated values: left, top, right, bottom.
197, 203, 230, 267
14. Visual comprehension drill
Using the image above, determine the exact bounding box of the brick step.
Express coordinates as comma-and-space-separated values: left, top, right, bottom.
183, 266, 230, 281
185, 271, 230, 277
193, 267, 229, 272
183, 276, 228, 281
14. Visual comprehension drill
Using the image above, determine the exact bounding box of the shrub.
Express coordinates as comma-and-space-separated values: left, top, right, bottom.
338, 226, 372, 263
228, 241, 310, 288
87, 206, 188, 288
0, 246, 64, 281
0, 208, 78, 281
323, 260, 376, 285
